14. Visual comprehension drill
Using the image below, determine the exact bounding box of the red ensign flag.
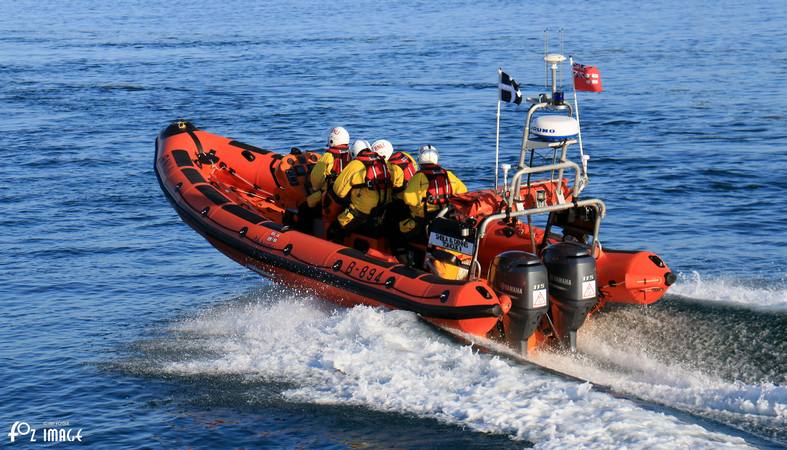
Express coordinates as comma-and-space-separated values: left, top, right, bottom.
572, 63, 603, 92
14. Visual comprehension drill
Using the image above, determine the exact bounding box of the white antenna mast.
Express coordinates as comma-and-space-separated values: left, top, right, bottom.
544, 30, 549, 89
544, 53, 566, 96
559, 29, 564, 90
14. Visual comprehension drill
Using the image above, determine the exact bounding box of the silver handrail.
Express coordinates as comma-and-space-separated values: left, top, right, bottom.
507, 160, 582, 209
517, 103, 547, 168
514, 101, 574, 197
468, 198, 606, 280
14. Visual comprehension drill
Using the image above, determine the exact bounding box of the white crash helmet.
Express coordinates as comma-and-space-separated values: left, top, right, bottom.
371, 139, 394, 160
327, 126, 350, 147
418, 144, 439, 165
351, 139, 371, 158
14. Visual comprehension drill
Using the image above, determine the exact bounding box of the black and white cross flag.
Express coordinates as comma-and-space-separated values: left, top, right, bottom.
498, 68, 522, 104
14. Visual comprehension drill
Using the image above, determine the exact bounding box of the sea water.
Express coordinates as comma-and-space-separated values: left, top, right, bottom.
1, 0, 786, 448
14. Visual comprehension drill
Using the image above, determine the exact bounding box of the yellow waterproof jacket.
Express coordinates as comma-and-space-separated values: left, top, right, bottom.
332, 158, 404, 215
308, 148, 349, 207
310, 148, 350, 192
402, 170, 467, 218
309, 152, 334, 193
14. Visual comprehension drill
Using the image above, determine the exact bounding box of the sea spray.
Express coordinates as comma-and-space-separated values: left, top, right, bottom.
153, 295, 754, 448
533, 302, 787, 443
670, 271, 787, 312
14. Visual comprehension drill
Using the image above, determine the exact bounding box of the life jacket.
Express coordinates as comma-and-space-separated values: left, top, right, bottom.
327, 145, 351, 176
388, 151, 416, 182
354, 150, 392, 191
419, 163, 453, 206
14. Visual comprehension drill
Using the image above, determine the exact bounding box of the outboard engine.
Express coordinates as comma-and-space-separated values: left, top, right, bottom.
489, 251, 549, 355
542, 242, 597, 351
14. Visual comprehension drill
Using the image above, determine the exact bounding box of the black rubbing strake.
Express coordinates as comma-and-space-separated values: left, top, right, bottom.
181, 168, 206, 184
172, 150, 194, 167
420, 274, 468, 286
196, 185, 230, 205
222, 204, 265, 224
241, 150, 256, 162
337, 248, 397, 268
262, 221, 290, 232
391, 265, 424, 279
229, 140, 270, 155
475, 285, 493, 299
649, 255, 665, 268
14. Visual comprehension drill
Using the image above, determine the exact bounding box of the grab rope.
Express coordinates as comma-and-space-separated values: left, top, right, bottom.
209, 165, 275, 199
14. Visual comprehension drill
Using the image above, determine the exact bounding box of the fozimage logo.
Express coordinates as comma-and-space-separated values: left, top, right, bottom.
8, 421, 83, 444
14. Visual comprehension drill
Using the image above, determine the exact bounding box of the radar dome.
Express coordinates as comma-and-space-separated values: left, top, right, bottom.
530, 115, 580, 142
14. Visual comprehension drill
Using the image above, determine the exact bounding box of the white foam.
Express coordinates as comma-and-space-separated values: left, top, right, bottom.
670, 271, 787, 312
532, 316, 787, 444
162, 295, 754, 449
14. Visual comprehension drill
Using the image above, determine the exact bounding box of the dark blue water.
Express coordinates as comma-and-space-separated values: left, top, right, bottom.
2, 0, 786, 448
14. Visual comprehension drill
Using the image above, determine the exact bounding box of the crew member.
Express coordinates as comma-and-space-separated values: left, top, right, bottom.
400, 144, 467, 237
306, 126, 351, 208
329, 139, 404, 242
322, 138, 371, 229
293, 127, 350, 233
385, 146, 418, 261
399, 145, 468, 276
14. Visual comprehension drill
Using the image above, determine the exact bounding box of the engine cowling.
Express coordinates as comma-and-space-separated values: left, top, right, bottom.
542, 242, 597, 350
489, 251, 549, 354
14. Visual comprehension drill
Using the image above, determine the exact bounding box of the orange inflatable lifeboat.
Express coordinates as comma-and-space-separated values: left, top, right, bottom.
155, 119, 675, 354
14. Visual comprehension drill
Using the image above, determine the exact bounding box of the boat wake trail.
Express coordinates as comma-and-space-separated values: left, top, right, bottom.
670, 271, 787, 312
131, 287, 767, 449
533, 294, 787, 446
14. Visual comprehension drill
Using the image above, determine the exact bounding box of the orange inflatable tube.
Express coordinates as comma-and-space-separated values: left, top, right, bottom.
155, 121, 504, 336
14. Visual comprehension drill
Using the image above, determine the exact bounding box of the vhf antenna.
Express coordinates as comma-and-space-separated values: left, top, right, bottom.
543, 30, 549, 89
559, 28, 564, 90
544, 28, 566, 93
542, 27, 566, 103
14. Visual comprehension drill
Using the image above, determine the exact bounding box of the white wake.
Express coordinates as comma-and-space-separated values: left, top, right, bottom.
532, 309, 787, 445
158, 294, 757, 449
670, 271, 787, 312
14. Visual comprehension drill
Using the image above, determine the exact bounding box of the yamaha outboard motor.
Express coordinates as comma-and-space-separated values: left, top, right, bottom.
542, 242, 597, 351
489, 251, 549, 355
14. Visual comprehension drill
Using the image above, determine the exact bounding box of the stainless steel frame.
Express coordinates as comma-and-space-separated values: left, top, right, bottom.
465, 54, 604, 280
468, 197, 606, 280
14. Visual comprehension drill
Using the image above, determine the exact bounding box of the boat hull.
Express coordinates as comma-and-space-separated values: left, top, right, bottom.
154, 121, 674, 348
155, 122, 505, 336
